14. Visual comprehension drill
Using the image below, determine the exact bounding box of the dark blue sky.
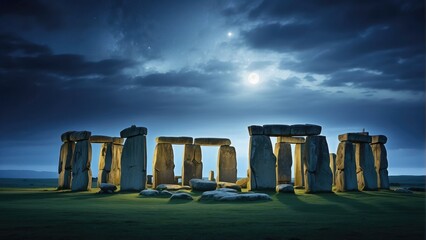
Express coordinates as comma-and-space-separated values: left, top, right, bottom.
0, 0, 424, 177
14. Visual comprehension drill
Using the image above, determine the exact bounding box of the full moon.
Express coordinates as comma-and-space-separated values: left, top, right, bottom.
248, 72, 260, 85
227, 31, 233, 37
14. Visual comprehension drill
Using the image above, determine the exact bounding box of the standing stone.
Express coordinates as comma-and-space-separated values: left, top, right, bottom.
274, 142, 292, 184
335, 142, 357, 191
70, 131, 92, 191
294, 143, 305, 188
153, 143, 175, 188
120, 126, 147, 191
208, 170, 215, 181
58, 131, 75, 190
182, 144, 202, 185
371, 140, 389, 189
248, 135, 276, 190
217, 145, 237, 183
97, 142, 113, 187
355, 143, 378, 191
303, 136, 332, 193
110, 138, 123, 186
329, 153, 337, 186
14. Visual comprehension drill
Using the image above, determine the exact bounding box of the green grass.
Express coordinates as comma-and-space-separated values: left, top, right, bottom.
0, 184, 424, 240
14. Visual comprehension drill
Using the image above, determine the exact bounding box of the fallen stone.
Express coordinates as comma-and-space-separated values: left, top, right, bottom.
58, 141, 75, 190
120, 125, 148, 138
199, 190, 272, 202
329, 153, 337, 186
274, 142, 292, 184
294, 143, 305, 188
139, 189, 159, 197
120, 133, 147, 191
276, 184, 295, 193
217, 145, 237, 183
182, 144, 202, 185
371, 135, 387, 144
303, 136, 332, 193
194, 138, 231, 146
393, 188, 413, 194
248, 135, 276, 190
71, 140, 92, 191
100, 183, 117, 192
89, 135, 113, 143
236, 177, 248, 188
335, 141, 357, 192
217, 187, 238, 193
61, 131, 75, 142
153, 143, 175, 187
170, 192, 193, 200
189, 179, 217, 191
248, 125, 264, 135
355, 143, 378, 191
262, 124, 291, 136
159, 190, 173, 197
208, 170, 215, 181
156, 136, 193, 145
338, 133, 372, 143
217, 182, 241, 191
70, 131, 91, 141
290, 124, 322, 136
156, 184, 191, 191
112, 137, 125, 144
277, 136, 305, 144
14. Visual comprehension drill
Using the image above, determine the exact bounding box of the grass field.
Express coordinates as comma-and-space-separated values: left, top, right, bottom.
0, 178, 425, 240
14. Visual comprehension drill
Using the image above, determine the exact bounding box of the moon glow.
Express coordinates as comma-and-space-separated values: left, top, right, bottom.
248, 72, 260, 85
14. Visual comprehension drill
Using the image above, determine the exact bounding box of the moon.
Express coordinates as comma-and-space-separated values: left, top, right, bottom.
248, 72, 260, 85
227, 32, 233, 37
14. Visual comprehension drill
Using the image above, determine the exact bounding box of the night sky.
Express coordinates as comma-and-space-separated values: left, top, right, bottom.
0, 0, 424, 177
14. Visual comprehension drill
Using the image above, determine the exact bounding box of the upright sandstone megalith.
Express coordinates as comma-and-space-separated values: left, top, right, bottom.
90, 135, 113, 187
153, 143, 175, 188
110, 138, 124, 186
371, 135, 389, 189
329, 153, 337, 186
274, 142, 292, 184
294, 143, 305, 188
335, 141, 357, 191
248, 126, 276, 190
303, 136, 332, 193
120, 125, 147, 191
217, 145, 237, 183
58, 131, 75, 190
355, 142, 378, 191
182, 143, 202, 185
70, 131, 92, 191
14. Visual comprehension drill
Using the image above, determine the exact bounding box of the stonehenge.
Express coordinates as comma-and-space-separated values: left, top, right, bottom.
58, 131, 75, 190
70, 131, 92, 191
120, 125, 148, 191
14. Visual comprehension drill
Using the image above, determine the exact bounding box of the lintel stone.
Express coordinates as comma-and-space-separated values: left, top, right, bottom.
263, 125, 291, 136
61, 131, 75, 142
338, 133, 372, 143
120, 125, 148, 138
277, 136, 305, 144
194, 138, 231, 146
90, 135, 113, 143
248, 125, 264, 135
290, 124, 322, 136
69, 131, 91, 141
156, 136, 193, 145
371, 135, 387, 144
112, 137, 124, 145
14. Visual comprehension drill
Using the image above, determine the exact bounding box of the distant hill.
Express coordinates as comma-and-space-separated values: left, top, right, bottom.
0, 170, 57, 179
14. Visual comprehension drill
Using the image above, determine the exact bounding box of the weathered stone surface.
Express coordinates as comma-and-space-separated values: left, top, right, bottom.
156, 136, 193, 145
70, 131, 91, 141
248, 135, 276, 190
156, 184, 191, 191
217, 145, 237, 183
153, 143, 175, 188
303, 136, 333, 193
61, 131, 75, 142
371, 143, 389, 189
335, 142, 357, 191
170, 192, 193, 200
339, 133, 372, 143
274, 142, 292, 184
290, 124, 322, 136
199, 190, 272, 201
89, 135, 113, 143
329, 153, 337, 186
276, 184, 295, 193
393, 188, 413, 194
109, 143, 122, 186
120, 125, 147, 138
248, 125, 264, 135
189, 179, 217, 191
355, 143, 378, 191
112, 137, 124, 144
294, 143, 305, 188
263, 124, 291, 136
236, 177, 248, 188
379, 169, 390, 189
208, 170, 215, 181
71, 140, 92, 191
277, 136, 305, 144
194, 138, 231, 146
371, 135, 387, 144
100, 183, 117, 192
217, 182, 241, 191
139, 189, 159, 197
120, 134, 147, 191
58, 141, 75, 190
181, 144, 202, 185
159, 190, 173, 197
97, 143, 112, 187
